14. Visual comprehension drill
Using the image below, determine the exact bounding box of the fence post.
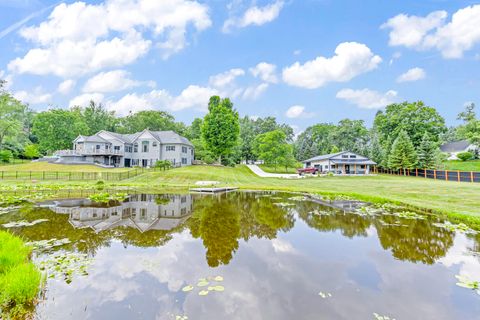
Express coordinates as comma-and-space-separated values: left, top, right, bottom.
445, 170, 448, 181
471, 171, 474, 183
424, 169, 427, 178
434, 170, 437, 180
457, 170, 460, 182
415, 168, 418, 177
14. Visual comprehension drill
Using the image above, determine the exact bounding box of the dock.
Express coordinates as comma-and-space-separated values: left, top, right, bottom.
190, 187, 238, 193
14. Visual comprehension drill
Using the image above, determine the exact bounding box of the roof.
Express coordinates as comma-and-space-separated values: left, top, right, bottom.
150, 130, 193, 146
440, 140, 472, 153
75, 134, 110, 143
303, 151, 376, 165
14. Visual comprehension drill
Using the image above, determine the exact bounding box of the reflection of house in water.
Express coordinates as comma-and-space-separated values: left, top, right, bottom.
308, 198, 365, 212
51, 194, 193, 233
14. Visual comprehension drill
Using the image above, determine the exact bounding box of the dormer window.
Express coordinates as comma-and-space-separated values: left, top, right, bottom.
349, 155, 356, 158
341, 155, 348, 158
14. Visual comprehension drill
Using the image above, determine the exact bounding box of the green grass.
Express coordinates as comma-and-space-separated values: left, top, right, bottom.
0, 231, 43, 318
0, 159, 31, 167
258, 164, 299, 174
125, 165, 480, 222
440, 160, 480, 171
0, 162, 133, 172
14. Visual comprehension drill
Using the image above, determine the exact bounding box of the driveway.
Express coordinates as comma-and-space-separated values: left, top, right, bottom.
246, 165, 299, 179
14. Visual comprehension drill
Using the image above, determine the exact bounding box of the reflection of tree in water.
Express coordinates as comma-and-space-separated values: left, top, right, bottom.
189, 192, 295, 267
295, 201, 455, 265
113, 225, 186, 248
296, 201, 372, 238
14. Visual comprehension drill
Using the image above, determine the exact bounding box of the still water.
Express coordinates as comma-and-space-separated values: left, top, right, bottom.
1, 192, 479, 319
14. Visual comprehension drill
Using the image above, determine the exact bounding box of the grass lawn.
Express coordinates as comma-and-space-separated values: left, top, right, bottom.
258, 164, 299, 174
0, 162, 133, 172
440, 160, 480, 171
125, 165, 480, 222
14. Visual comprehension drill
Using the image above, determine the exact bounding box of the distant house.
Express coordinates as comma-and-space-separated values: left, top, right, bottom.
440, 140, 477, 160
302, 151, 376, 175
52, 129, 194, 168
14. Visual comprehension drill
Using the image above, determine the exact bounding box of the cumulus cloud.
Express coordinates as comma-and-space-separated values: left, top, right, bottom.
397, 67, 426, 83
223, 1, 284, 33
69, 92, 105, 108
83, 70, 142, 93
242, 83, 269, 100
336, 88, 398, 109
282, 42, 382, 89
250, 62, 278, 83
382, 5, 480, 58
209, 68, 245, 88
14, 87, 52, 104
285, 105, 313, 118
8, 0, 212, 77
57, 79, 76, 94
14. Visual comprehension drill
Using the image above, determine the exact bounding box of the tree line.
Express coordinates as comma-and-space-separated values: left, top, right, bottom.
1, 80, 479, 171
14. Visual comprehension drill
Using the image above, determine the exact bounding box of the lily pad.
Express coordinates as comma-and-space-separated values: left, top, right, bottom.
2, 218, 49, 228
197, 280, 209, 287
318, 291, 332, 299
182, 285, 194, 292
212, 285, 224, 292
214, 276, 224, 282
198, 290, 209, 296
373, 313, 396, 320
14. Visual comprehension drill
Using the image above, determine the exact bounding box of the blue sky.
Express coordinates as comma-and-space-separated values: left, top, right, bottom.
1, 0, 479, 134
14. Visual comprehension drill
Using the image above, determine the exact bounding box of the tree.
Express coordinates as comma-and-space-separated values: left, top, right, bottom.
457, 103, 480, 147
201, 96, 240, 163
388, 130, 418, 173
368, 132, 384, 165
72, 101, 117, 135
294, 123, 336, 160
417, 132, 438, 169
118, 110, 177, 133
374, 101, 446, 149
253, 130, 295, 171
329, 119, 369, 154
32, 109, 88, 153
457, 151, 473, 161
0, 150, 13, 163
0, 84, 29, 149
186, 118, 203, 140
23, 144, 40, 159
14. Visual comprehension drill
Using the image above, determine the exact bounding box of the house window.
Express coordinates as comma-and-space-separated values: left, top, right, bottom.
166, 145, 175, 151
142, 141, 149, 152
125, 145, 132, 153
342, 155, 348, 158
96, 145, 100, 150
181, 196, 186, 203
153, 142, 158, 147
349, 155, 356, 158
361, 165, 366, 169
114, 146, 120, 151
182, 146, 187, 153
182, 158, 187, 164
134, 143, 138, 152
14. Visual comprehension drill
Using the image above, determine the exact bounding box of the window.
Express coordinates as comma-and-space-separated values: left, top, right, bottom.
341, 155, 348, 158
349, 155, 356, 158
361, 165, 366, 169
114, 146, 120, 151
181, 196, 187, 203
182, 158, 187, 164
153, 142, 157, 147
181, 208, 187, 215
142, 141, 149, 152
125, 145, 132, 153
166, 145, 175, 151
134, 143, 138, 153
182, 146, 187, 153
96, 145, 100, 150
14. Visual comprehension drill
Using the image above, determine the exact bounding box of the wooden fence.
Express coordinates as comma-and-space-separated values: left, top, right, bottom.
0, 167, 162, 181
378, 167, 480, 183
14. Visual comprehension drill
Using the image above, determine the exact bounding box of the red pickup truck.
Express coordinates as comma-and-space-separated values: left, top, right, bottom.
297, 167, 319, 175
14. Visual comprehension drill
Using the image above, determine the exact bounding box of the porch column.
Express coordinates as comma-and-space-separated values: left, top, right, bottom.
343, 164, 345, 175
354, 163, 357, 174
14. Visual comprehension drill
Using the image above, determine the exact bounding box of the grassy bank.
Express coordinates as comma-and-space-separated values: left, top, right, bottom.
258, 164, 299, 174
441, 160, 480, 171
0, 162, 133, 172
0, 231, 43, 318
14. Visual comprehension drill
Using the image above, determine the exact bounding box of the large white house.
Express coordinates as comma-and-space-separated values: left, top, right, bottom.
302, 151, 376, 174
440, 140, 478, 160
53, 129, 194, 168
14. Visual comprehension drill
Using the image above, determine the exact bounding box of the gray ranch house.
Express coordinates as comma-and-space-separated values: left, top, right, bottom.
53, 129, 194, 168
440, 140, 478, 160
302, 151, 376, 175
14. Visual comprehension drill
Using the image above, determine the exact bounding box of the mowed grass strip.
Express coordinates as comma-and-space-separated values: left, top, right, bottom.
441, 160, 480, 171
0, 231, 43, 318
128, 165, 480, 219
0, 162, 133, 172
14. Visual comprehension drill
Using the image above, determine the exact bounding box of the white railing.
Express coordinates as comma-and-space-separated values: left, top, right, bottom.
55, 149, 124, 156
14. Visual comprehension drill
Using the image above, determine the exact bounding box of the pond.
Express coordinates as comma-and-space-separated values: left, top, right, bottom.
1, 192, 479, 319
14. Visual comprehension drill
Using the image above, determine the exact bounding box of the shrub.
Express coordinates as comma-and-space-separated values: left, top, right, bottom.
23, 144, 40, 159
0, 232, 32, 274
0, 150, 13, 163
457, 151, 473, 161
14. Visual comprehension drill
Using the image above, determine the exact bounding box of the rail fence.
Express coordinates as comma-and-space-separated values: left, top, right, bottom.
1, 187, 140, 198
0, 167, 163, 181
378, 167, 480, 183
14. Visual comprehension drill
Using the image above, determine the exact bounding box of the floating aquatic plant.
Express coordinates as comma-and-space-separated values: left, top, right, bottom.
26, 238, 71, 252
197, 280, 209, 287
88, 192, 128, 204
38, 252, 93, 284
182, 285, 194, 292
198, 290, 209, 296
394, 211, 425, 220
273, 202, 295, 207
433, 221, 478, 234
318, 291, 332, 299
288, 196, 308, 202
2, 219, 49, 228
175, 316, 188, 320
455, 275, 480, 295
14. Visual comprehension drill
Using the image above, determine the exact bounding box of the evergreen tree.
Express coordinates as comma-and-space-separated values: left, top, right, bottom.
388, 130, 418, 174
368, 132, 384, 165
417, 132, 437, 169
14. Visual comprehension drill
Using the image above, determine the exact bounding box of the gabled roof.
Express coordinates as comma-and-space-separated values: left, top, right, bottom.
150, 130, 193, 146
74, 134, 110, 143
303, 151, 375, 164
440, 140, 472, 153
303, 151, 347, 162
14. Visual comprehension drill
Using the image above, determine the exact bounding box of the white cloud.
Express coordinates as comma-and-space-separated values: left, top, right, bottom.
242, 83, 269, 100
57, 79, 76, 94
223, 1, 284, 33
14, 86, 52, 104
83, 70, 141, 93
8, 0, 212, 77
250, 62, 278, 83
282, 42, 382, 89
69, 92, 105, 108
336, 88, 398, 109
209, 68, 245, 88
397, 67, 426, 83
383, 5, 480, 58
285, 105, 313, 118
